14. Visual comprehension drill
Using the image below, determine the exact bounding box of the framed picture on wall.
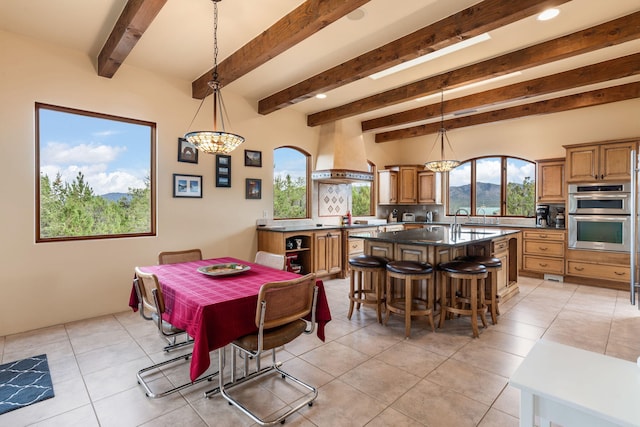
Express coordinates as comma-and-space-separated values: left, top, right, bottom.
177, 137, 198, 163
246, 178, 262, 199
173, 174, 202, 198
216, 154, 231, 187
244, 150, 262, 167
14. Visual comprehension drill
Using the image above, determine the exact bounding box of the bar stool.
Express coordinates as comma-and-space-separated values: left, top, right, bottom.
438, 261, 488, 338
456, 255, 502, 325
348, 255, 388, 323
384, 260, 434, 338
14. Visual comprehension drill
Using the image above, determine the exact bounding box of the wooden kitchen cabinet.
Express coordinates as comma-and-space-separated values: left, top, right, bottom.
492, 237, 511, 300
521, 229, 565, 276
418, 171, 441, 204
314, 230, 342, 277
565, 140, 636, 182
536, 158, 565, 203
565, 249, 630, 286
378, 170, 398, 204
398, 166, 419, 204
257, 230, 313, 274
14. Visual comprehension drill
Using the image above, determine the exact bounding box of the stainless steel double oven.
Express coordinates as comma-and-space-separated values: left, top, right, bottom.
568, 182, 631, 252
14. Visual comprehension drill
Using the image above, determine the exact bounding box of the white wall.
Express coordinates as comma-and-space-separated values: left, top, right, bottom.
1, 29, 638, 336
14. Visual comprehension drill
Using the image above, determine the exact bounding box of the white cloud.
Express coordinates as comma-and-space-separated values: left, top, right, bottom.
42, 141, 126, 164
41, 163, 146, 195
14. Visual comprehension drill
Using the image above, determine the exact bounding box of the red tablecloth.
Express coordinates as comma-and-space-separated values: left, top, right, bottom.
129, 257, 331, 381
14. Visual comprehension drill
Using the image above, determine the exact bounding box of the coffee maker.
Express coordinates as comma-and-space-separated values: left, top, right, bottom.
555, 207, 565, 228
536, 205, 550, 227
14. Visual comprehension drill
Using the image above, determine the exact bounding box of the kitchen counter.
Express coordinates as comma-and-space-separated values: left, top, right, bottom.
257, 222, 563, 232
351, 225, 521, 247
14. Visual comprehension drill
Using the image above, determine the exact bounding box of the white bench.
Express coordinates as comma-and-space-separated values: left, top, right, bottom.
510, 340, 640, 427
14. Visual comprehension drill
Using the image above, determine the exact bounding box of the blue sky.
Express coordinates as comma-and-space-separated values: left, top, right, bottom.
39, 108, 151, 195
273, 147, 306, 181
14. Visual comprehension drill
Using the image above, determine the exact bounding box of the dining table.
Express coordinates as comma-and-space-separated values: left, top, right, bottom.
129, 257, 332, 382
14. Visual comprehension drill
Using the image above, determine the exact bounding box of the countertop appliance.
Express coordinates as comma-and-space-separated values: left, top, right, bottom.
555, 208, 565, 228
536, 205, 550, 227
402, 212, 415, 222
388, 209, 398, 223
568, 182, 631, 252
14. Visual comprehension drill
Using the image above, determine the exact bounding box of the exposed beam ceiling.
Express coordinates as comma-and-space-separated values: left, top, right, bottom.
375, 81, 640, 143
362, 53, 640, 132
308, 11, 640, 127
258, 0, 571, 115
191, 0, 372, 99
98, 0, 167, 78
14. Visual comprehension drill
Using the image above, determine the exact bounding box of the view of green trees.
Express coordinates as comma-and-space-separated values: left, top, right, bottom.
506, 176, 535, 216
39, 171, 151, 239
351, 183, 371, 216
273, 174, 306, 219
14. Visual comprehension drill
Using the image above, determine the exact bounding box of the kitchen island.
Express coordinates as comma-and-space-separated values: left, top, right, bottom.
352, 225, 522, 305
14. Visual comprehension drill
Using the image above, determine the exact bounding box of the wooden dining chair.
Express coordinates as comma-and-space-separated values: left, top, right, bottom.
217, 273, 319, 425
157, 248, 202, 265
133, 267, 217, 398
254, 250, 286, 270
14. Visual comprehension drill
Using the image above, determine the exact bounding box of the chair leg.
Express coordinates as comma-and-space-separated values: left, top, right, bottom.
136, 352, 217, 398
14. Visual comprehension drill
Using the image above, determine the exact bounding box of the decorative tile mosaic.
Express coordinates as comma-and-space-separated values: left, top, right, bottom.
318, 183, 349, 217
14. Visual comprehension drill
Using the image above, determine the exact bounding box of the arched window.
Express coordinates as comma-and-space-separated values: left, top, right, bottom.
447, 156, 536, 217
273, 146, 310, 219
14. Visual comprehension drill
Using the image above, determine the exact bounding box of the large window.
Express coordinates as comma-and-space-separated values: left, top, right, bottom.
448, 156, 535, 217
36, 103, 155, 242
351, 161, 375, 216
273, 146, 310, 219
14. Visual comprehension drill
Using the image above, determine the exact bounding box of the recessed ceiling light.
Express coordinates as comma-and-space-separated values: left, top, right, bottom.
315, 93, 327, 99
537, 8, 560, 21
370, 33, 491, 80
347, 9, 365, 21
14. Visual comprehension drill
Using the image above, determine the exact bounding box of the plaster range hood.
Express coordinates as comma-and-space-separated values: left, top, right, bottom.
311, 121, 374, 183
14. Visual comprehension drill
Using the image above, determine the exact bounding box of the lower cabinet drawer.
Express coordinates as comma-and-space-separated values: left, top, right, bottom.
566, 260, 630, 282
524, 240, 564, 257
523, 255, 564, 274
348, 238, 364, 255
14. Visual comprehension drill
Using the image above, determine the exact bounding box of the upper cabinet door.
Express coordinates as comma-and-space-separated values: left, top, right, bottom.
599, 141, 635, 181
536, 159, 565, 203
565, 140, 636, 183
566, 146, 598, 182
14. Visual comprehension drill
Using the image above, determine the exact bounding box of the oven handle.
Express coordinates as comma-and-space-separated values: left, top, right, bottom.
570, 194, 629, 199
569, 215, 630, 222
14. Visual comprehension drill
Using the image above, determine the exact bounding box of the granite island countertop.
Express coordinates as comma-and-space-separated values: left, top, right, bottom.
256, 222, 561, 233
350, 225, 521, 247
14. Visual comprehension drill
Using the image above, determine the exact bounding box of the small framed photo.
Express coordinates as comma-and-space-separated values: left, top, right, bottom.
246, 178, 262, 199
244, 150, 262, 167
216, 154, 231, 187
173, 174, 202, 198
177, 137, 198, 164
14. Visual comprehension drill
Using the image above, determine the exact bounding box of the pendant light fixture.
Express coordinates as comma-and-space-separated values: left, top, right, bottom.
424, 90, 460, 173
184, 0, 244, 154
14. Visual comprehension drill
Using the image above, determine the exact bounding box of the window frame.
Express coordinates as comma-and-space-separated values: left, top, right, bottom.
273, 145, 311, 220
446, 155, 536, 218
35, 102, 156, 242
351, 160, 376, 217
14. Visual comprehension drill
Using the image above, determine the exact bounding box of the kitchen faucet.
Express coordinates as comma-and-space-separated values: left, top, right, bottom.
453, 208, 469, 233
477, 207, 486, 225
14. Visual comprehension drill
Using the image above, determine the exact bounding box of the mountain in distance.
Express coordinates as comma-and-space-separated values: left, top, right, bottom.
101, 192, 131, 202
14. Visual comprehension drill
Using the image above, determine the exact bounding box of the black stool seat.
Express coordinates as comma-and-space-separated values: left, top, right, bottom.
438, 260, 487, 275
386, 261, 433, 275
349, 255, 388, 269
456, 255, 502, 268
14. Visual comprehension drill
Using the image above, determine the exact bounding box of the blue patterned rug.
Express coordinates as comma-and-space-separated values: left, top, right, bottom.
0, 354, 54, 415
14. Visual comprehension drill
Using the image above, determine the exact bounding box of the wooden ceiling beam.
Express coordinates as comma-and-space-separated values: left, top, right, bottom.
259, 0, 570, 115
98, 0, 167, 78
362, 53, 640, 132
192, 0, 371, 99
309, 11, 640, 127
374, 82, 640, 143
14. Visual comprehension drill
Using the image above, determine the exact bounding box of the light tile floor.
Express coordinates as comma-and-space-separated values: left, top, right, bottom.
2, 276, 640, 426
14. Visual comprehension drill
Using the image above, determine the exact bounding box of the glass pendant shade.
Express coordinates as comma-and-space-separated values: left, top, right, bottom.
424, 91, 460, 173
184, 0, 244, 155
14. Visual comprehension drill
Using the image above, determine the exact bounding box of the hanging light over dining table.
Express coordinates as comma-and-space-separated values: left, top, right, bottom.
424, 90, 460, 173
184, 0, 245, 154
